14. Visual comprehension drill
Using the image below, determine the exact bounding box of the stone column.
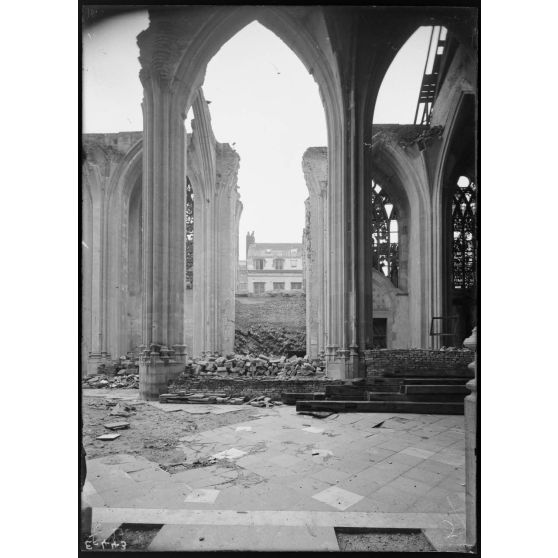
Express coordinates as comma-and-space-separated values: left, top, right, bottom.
82, 149, 113, 376
234, 196, 243, 294
137, 67, 187, 398
189, 90, 240, 357
463, 326, 477, 550
302, 148, 328, 359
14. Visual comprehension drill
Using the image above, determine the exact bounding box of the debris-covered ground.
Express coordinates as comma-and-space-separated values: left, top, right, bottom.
234, 325, 305, 356
82, 352, 329, 394
83, 395, 258, 465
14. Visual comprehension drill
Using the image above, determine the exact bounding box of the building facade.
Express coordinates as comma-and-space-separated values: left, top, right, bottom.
243, 232, 304, 294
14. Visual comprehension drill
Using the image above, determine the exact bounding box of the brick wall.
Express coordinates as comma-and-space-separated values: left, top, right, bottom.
169, 377, 341, 400
235, 293, 306, 330
364, 349, 474, 378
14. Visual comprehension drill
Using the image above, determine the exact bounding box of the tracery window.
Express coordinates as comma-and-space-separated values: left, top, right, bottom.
451, 175, 477, 290
185, 177, 194, 289
371, 179, 399, 287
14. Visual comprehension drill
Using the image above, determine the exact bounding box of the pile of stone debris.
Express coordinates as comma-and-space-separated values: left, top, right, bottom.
159, 392, 282, 407
234, 325, 305, 356
181, 353, 326, 379
82, 369, 139, 389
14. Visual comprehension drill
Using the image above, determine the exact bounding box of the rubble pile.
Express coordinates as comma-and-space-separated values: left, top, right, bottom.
82, 369, 139, 389
180, 352, 326, 379
159, 392, 283, 407
234, 325, 305, 356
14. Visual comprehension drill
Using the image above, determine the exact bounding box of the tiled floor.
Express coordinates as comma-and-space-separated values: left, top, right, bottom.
85, 403, 467, 551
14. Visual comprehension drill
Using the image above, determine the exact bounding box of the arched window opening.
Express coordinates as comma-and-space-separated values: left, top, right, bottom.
451, 175, 476, 290
371, 179, 399, 287
185, 177, 194, 289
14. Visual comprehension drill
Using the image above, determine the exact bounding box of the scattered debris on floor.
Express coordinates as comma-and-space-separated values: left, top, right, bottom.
109, 402, 136, 417
159, 392, 285, 407
159, 392, 245, 405
96, 433, 121, 441
103, 421, 130, 431
83, 372, 139, 389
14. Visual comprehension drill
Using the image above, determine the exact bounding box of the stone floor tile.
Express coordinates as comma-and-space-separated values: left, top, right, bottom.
351, 465, 404, 486
127, 466, 170, 483
402, 465, 445, 487
283, 475, 331, 496
328, 457, 373, 475
212, 447, 247, 460
416, 459, 458, 476
337, 475, 382, 498
365, 446, 396, 463
387, 451, 425, 468
97, 453, 139, 465
377, 437, 417, 452
310, 467, 352, 485
268, 453, 305, 468
235, 453, 265, 469
312, 485, 364, 511
187, 474, 230, 489
368, 485, 418, 512
93, 483, 147, 507
430, 451, 465, 467
120, 486, 193, 509
385, 476, 433, 497
184, 488, 220, 504
148, 524, 340, 551
169, 465, 220, 484
400, 446, 436, 459
374, 458, 415, 475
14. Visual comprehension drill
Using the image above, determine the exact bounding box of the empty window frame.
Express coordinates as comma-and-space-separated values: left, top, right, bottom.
254, 258, 265, 270
274, 258, 285, 270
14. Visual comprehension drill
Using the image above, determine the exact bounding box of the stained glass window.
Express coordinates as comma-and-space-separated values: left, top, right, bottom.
451, 175, 477, 290
371, 180, 399, 287
185, 177, 194, 289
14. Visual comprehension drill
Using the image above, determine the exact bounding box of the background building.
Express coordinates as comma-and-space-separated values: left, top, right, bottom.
242, 232, 304, 294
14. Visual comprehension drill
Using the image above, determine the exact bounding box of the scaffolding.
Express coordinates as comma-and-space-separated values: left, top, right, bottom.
414, 26, 447, 126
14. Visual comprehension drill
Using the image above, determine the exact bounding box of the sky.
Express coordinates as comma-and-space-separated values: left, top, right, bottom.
82, 11, 431, 260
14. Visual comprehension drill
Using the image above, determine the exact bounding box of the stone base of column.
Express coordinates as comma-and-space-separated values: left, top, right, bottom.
139, 345, 185, 400
325, 347, 366, 380
85, 353, 106, 377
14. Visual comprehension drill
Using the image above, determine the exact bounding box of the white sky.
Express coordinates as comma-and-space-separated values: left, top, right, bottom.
82, 11, 430, 259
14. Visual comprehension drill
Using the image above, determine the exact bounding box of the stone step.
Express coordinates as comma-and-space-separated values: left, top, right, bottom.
365, 367, 472, 378
281, 392, 325, 405
399, 377, 471, 385
295, 399, 464, 415
405, 384, 469, 394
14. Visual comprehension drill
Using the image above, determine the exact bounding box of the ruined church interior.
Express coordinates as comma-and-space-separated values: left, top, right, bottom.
79, 4, 481, 553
